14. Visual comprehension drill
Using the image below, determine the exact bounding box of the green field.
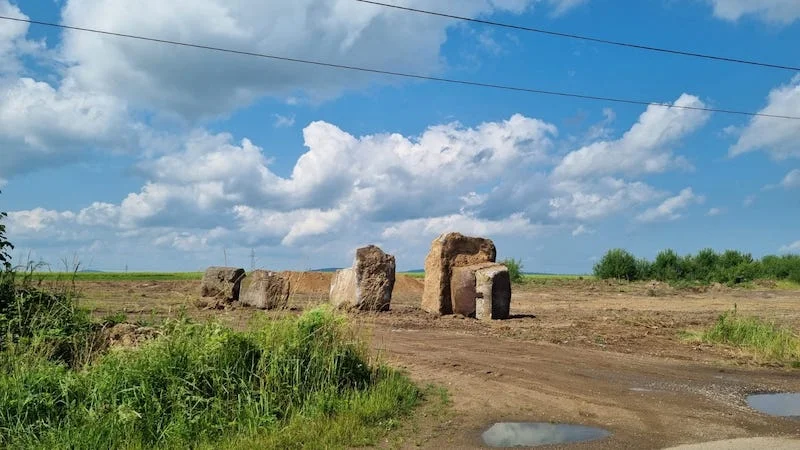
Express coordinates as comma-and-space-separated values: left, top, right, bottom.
22, 272, 204, 281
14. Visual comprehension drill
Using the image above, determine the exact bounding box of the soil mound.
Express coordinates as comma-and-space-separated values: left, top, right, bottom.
280, 271, 423, 296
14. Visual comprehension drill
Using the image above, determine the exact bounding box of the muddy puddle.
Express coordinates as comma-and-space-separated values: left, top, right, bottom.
747, 393, 800, 418
482, 422, 610, 447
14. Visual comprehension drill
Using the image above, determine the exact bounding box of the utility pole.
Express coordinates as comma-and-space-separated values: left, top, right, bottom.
223, 248, 228, 266
250, 248, 256, 271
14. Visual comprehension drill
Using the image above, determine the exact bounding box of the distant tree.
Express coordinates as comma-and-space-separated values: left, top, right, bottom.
0, 191, 13, 271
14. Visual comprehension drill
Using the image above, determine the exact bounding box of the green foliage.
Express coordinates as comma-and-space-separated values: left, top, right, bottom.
594, 247, 800, 286
0, 303, 420, 449
0, 191, 12, 271
652, 249, 684, 281
701, 310, 800, 365
592, 249, 638, 280
500, 258, 524, 283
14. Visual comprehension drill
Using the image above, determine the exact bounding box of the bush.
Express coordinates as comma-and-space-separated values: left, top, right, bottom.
500, 258, 524, 283
691, 248, 719, 282
0, 191, 12, 271
652, 249, 683, 281
594, 247, 799, 286
593, 249, 639, 280
634, 258, 652, 281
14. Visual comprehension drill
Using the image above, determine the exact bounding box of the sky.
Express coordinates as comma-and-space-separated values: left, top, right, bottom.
0, 0, 799, 273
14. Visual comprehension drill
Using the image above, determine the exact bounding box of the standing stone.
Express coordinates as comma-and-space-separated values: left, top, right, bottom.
421, 232, 496, 315
200, 266, 245, 302
330, 245, 396, 311
354, 245, 395, 311
475, 264, 511, 320
330, 268, 357, 309
240, 270, 290, 310
450, 262, 497, 317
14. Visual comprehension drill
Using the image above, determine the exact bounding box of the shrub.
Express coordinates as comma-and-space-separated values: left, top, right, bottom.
593, 249, 639, 280
652, 249, 683, 281
634, 258, 652, 280
500, 258, 524, 283
594, 247, 800, 286
0, 282, 98, 366
691, 248, 719, 282
0, 191, 12, 271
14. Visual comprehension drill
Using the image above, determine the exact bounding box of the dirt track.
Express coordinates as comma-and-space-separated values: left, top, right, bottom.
77, 275, 800, 449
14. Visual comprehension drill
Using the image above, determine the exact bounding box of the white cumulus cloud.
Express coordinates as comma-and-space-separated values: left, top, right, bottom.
58, 0, 560, 118
781, 169, 800, 189
729, 76, 800, 160
780, 240, 800, 253
705, 0, 800, 24
553, 94, 709, 180
635, 188, 704, 223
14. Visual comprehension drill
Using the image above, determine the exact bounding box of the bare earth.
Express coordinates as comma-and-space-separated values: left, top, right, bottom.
76, 275, 800, 449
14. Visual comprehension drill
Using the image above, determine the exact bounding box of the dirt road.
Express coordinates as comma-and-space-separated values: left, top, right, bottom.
370, 327, 800, 449
76, 276, 800, 449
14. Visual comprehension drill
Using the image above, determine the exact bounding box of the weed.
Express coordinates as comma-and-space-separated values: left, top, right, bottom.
700, 310, 800, 366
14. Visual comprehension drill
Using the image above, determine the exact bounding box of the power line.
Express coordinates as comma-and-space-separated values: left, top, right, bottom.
1, 14, 798, 120
353, 0, 800, 73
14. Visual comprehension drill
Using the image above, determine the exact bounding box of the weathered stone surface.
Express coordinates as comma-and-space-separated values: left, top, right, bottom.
475, 264, 511, 320
450, 262, 497, 317
330, 245, 396, 311
354, 245, 395, 311
421, 232, 496, 315
240, 270, 290, 310
330, 268, 357, 309
200, 266, 245, 302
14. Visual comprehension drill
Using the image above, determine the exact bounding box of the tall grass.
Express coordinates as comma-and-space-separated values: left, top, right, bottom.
700, 310, 800, 365
0, 269, 420, 448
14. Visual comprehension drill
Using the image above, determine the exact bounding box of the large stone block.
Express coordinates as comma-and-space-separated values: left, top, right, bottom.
200, 266, 245, 302
450, 262, 497, 317
421, 232, 496, 315
240, 270, 290, 310
354, 245, 395, 311
475, 264, 511, 320
329, 268, 357, 309
330, 245, 396, 311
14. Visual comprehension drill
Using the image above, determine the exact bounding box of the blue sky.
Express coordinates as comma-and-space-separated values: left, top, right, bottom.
0, 0, 798, 273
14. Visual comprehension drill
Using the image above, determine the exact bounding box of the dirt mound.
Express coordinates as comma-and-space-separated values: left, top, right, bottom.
279, 271, 424, 296
104, 323, 160, 347
280, 271, 333, 294
394, 274, 424, 295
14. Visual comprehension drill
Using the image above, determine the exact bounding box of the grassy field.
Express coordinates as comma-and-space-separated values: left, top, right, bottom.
24, 271, 204, 281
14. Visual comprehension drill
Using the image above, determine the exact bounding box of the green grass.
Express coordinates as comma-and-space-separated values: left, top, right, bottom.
694, 310, 800, 366
1, 272, 421, 449
28, 272, 204, 282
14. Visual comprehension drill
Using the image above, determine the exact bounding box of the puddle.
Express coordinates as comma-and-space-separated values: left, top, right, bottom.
629, 387, 653, 392
746, 393, 800, 418
482, 422, 611, 447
